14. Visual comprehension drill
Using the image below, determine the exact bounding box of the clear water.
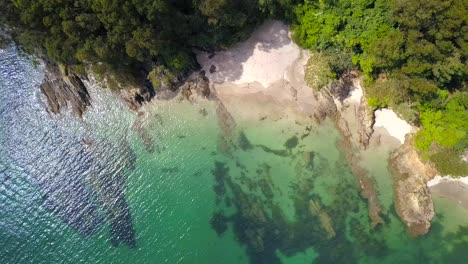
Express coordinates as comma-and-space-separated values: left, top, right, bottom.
1, 46, 468, 264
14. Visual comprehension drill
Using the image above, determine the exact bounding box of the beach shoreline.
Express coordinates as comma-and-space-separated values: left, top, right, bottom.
151, 19, 466, 235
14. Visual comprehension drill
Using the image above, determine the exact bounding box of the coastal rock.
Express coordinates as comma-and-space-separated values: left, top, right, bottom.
357, 95, 375, 149
0, 28, 12, 48
390, 136, 437, 236
119, 84, 156, 111
334, 80, 384, 229
178, 70, 210, 101
336, 119, 385, 229
40, 63, 90, 117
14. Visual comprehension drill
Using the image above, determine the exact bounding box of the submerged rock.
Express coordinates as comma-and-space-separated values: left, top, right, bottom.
238, 131, 253, 151
390, 136, 437, 236
284, 136, 299, 149
308, 200, 336, 240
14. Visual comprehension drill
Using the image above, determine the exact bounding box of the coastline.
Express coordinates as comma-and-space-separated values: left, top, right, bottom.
35, 19, 466, 236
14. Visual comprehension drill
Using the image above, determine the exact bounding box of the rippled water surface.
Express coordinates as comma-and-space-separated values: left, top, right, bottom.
2, 47, 468, 264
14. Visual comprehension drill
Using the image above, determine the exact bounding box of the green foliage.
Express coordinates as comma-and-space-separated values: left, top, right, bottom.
147, 68, 161, 89
429, 147, 468, 176
304, 52, 335, 91
415, 92, 468, 151
367, 98, 383, 109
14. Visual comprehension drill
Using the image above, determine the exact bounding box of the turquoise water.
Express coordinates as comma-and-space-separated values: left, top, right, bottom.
1, 46, 468, 264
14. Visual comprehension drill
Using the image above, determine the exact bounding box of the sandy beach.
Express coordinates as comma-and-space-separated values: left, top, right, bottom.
197, 20, 318, 122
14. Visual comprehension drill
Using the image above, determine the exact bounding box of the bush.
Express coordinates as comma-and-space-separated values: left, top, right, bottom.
429, 147, 468, 176
304, 52, 336, 91
147, 68, 161, 89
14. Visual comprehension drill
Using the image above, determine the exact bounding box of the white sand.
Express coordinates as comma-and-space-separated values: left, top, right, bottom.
428, 175, 468, 187
374, 109, 412, 144
348, 83, 363, 103
197, 20, 301, 88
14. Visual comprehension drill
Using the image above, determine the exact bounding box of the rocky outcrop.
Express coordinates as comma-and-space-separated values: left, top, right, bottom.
0, 28, 12, 49
357, 95, 375, 149
119, 83, 156, 111
179, 70, 210, 101
390, 136, 437, 236
336, 116, 385, 228
330, 77, 384, 229
40, 63, 91, 117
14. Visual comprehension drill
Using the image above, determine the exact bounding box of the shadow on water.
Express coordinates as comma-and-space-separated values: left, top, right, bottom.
35, 139, 137, 248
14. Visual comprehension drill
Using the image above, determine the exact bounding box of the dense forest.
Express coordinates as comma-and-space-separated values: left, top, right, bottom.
0, 0, 467, 175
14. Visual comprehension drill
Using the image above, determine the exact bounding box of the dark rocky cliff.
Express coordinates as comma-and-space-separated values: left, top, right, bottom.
40, 63, 91, 117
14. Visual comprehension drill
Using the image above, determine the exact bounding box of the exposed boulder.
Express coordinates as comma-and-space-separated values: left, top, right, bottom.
179, 70, 210, 101
119, 83, 155, 111
40, 63, 90, 117
390, 135, 437, 236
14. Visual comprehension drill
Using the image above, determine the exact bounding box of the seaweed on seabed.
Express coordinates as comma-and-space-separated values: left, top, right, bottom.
99, 174, 136, 249
210, 210, 228, 236
238, 131, 253, 151
212, 161, 228, 197
284, 135, 299, 149
255, 144, 289, 157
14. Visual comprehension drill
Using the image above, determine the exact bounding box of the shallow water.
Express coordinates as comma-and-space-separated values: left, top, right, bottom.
1, 47, 468, 264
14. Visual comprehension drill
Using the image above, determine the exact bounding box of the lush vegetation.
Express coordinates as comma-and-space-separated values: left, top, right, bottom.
292, 0, 467, 175
1, 0, 466, 174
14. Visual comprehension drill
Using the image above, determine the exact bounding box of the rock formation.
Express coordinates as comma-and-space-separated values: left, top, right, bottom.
179, 70, 211, 101
357, 94, 375, 149
308, 199, 336, 239
40, 63, 91, 117
329, 78, 384, 229
119, 83, 156, 111
390, 135, 437, 236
